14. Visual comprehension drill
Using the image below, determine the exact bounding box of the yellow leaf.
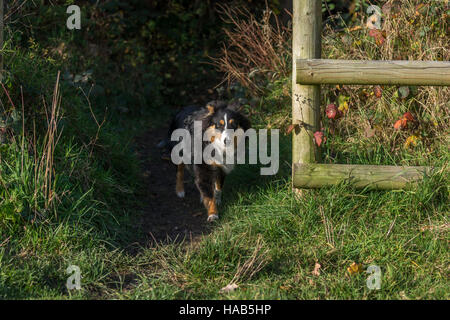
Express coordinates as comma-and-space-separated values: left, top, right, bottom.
338, 101, 349, 113
347, 262, 363, 275
404, 135, 420, 148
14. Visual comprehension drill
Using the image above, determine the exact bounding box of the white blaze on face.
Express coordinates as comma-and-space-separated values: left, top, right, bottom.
220, 114, 229, 145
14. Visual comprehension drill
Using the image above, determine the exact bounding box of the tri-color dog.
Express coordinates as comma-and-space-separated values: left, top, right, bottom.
162, 100, 250, 222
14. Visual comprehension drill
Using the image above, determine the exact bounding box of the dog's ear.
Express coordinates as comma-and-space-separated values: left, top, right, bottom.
206, 100, 227, 114
236, 113, 251, 131
227, 99, 244, 112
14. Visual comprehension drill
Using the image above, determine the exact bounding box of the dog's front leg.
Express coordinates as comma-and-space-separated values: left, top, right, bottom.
175, 164, 185, 198
194, 165, 218, 222
214, 169, 225, 206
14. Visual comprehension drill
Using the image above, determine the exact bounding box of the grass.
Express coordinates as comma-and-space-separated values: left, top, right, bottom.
104, 133, 447, 300
0, 0, 448, 299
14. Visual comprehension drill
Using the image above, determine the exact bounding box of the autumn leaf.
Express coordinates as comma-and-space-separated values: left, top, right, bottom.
373, 86, 382, 98
326, 103, 339, 119
394, 112, 415, 130
219, 283, 239, 294
415, 3, 428, 16
338, 95, 350, 114
286, 124, 295, 135
312, 263, 321, 276
368, 29, 386, 45
338, 101, 349, 114
403, 112, 415, 122
347, 262, 363, 275
314, 131, 326, 147
404, 135, 420, 148
394, 119, 405, 130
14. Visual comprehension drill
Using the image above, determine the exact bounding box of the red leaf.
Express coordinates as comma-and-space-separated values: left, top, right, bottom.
368, 29, 385, 46
314, 131, 326, 147
286, 124, 295, 134
394, 119, 403, 130
373, 86, 382, 98
326, 104, 338, 119
403, 112, 415, 122
369, 29, 381, 37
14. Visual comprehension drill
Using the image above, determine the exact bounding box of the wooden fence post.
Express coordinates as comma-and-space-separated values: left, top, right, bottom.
292, 0, 322, 173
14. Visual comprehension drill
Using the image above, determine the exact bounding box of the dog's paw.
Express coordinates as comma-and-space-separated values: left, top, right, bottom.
207, 214, 219, 222
214, 190, 222, 205
176, 190, 185, 198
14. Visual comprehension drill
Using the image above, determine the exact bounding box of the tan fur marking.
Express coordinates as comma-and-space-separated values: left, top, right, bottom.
229, 119, 234, 124
206, 125, 221, 143
207, 105, 214, 114
219, 119, 225, 125
203, 196, 218, 216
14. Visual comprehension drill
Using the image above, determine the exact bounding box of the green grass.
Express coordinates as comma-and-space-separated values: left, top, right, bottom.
2, 111, 447, 299
104, 134, 448, 300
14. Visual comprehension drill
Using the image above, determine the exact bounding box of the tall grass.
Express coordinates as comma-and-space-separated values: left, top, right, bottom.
212, 4, 292, 96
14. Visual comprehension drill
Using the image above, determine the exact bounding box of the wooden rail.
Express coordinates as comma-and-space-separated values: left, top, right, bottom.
293, 164, 432, 190
296, 59, 450, 86
291, 0, 447, 191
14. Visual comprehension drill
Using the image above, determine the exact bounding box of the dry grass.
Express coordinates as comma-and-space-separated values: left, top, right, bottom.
321, 0, 449, 161
212, 4, 292, 96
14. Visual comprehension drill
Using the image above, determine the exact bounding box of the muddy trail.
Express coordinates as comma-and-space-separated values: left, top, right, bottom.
134, 126, 213, 245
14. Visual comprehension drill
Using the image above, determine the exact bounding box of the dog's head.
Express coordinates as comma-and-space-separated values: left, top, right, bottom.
205, 100, 251, 146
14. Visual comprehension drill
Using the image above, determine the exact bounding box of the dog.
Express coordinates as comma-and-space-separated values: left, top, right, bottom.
160, 100, 250, 222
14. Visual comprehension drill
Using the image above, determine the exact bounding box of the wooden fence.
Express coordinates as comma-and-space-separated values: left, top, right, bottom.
291, 0, 449, 190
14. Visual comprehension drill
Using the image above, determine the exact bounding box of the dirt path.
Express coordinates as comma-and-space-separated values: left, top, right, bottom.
134, 127, 212, 244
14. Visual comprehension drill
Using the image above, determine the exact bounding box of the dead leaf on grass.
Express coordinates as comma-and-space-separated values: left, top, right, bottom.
219, 283, 239, 294
312, 262, 321, 276
347, 262, 363, 275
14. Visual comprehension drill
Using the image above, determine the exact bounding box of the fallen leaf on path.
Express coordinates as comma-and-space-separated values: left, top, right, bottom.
219, 283, 239, 294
